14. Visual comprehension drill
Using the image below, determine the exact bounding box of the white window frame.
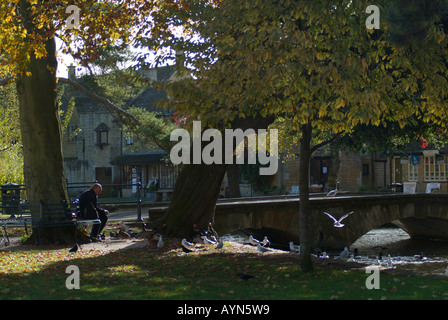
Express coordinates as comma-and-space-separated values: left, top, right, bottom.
408, 159, 419, 182
424, 155, 446, 181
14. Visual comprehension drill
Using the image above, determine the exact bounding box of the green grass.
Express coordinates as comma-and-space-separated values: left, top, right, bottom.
1, 241, 448, 300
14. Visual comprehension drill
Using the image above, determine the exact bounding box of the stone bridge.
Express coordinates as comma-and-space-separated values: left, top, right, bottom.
147, 193, 448, 248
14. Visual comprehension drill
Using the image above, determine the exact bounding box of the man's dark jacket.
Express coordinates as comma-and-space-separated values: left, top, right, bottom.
78, 188, 105, 219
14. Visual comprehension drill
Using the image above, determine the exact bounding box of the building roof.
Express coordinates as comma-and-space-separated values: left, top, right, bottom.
391, 142, 447, 156
127, 87, 173, 115
127, 66, 176, 116
60, 93, 109, 114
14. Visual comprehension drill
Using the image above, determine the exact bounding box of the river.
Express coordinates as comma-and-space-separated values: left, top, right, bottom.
222, 226, 448, 274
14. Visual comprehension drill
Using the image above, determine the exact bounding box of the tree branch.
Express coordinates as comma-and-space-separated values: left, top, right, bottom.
310, 132, 344, 154
57, 77, 141, 126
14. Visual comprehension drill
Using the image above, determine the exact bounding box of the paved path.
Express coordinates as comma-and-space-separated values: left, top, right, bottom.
1, 236, 148, 252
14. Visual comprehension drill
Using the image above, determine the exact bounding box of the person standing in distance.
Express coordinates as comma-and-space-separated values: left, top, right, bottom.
79, 183, 109, 242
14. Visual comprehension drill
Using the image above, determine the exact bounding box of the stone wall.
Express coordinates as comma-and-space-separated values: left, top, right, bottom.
336, 150, 362, 191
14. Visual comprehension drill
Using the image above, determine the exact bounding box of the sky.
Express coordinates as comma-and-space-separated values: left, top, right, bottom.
55, 37, 74, 78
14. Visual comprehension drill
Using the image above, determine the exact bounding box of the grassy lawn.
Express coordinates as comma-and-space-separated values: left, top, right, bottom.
1, 237, 448, 300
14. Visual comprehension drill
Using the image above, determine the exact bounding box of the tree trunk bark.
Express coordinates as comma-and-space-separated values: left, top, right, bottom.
159, 163, 228, 239
299, 123, 313, 272
15, 15, 70, 244
157, 115, 275, 239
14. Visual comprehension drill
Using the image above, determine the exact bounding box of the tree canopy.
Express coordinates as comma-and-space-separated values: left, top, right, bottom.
135, 0, 448, 271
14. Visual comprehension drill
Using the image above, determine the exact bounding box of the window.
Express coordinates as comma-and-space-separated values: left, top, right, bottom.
424, 155, 446, 181
408, 161, 418, 181
95, 123, 109, 148
362, 164, 369, 176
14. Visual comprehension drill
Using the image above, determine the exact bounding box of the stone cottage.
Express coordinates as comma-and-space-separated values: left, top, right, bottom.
61, 65, 179, 198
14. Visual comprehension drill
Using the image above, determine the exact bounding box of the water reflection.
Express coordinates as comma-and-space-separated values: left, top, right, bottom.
350, 226, 448, 269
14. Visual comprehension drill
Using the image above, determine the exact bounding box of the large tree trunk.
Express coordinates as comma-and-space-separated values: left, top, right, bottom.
299, 123, 313, 272
159, 163, 228, 239
158, 115, 275, 239
15, 2, 70, 244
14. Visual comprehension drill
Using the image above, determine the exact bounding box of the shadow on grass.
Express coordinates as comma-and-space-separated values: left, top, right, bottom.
1, 242, 448, 300
0, 243, 304, 300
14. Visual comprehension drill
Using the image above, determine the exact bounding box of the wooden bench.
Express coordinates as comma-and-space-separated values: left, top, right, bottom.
0, 201, 100, 246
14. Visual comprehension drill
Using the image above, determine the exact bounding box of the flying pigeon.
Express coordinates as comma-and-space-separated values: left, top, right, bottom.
249, 235, 260, 246
257, 243, 272, 253
323, 211, 354, 228
262, 236, 270, 247
237, 272, 255, 281
69, 243, 79, 253
157, 235, 164, 248
289, 241, 300, 253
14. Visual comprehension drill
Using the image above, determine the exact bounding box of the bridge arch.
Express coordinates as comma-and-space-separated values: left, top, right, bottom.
212, 194, 448, 249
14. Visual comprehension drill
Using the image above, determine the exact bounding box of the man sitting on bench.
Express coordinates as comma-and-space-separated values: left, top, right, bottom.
79, 183, 109, 242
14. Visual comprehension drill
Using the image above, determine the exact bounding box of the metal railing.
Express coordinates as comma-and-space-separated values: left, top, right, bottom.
0, 181, 164, 222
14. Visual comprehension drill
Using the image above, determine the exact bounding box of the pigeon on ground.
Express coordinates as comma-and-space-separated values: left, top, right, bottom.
69, 243, 79, 253
326, 188, 338, 197
338, 247, 350, 259
157, 235, 164, 248
262, 236, 270, 247
181, 238, 194, 247
181, 245, 193, 253
237, 272, 255, 281
249, 235, 260, 246
215, 238, 224, 249
385, 254, 393, 267
118, 230, 131, 239
289, 241, 300, 253
202, 235, 217, 245
323, 211, 354, 228
119, 222, 130, 232
257, 243, 272, 253
414, 252, 428, 261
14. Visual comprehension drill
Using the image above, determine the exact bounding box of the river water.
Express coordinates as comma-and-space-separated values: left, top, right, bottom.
222, 226, 448, 274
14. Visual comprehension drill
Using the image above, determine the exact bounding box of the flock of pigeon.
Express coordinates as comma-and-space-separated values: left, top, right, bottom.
180, 234, 224, 253
67, 209, 434, 273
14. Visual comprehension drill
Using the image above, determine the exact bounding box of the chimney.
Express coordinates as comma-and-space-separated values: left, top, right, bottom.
175, 50, 184, 67
67, 64, 76, 80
